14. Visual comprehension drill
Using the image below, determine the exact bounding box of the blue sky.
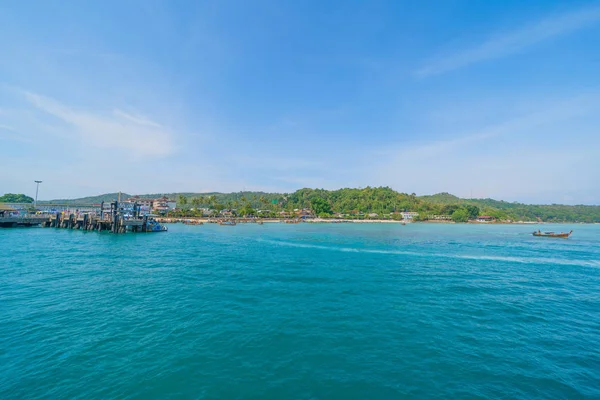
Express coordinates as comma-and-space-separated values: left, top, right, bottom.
1, 0, 599, 204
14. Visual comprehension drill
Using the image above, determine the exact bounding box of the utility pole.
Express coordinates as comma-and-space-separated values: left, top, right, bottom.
34, 180, 42, 209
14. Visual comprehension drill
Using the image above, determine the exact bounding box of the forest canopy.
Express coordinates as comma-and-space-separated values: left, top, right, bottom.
36, 188, 600, 223
0, 193, 34, 203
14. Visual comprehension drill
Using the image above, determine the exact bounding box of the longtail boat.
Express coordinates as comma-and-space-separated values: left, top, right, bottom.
532, 230, 572, 238
219, 220, 236, 226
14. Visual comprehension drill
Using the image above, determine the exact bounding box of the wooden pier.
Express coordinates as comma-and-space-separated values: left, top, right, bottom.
41, 213, 154, 233
0, 216, 48, 228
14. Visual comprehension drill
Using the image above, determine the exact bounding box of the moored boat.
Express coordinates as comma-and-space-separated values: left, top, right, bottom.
147, 219, 168, 232
532, 230, 572, 238
219, 220, 236, 226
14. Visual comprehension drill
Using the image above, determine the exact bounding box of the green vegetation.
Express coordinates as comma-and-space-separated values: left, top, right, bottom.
421, 192, 600, 223
287, 187, 420, 216
310, 197, 332, 216
451, 209, 469, 223
40, 188, 600, 222
0, 193, 34, 203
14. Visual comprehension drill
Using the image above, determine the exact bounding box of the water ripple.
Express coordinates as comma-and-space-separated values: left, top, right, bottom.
1, 224, 599, 399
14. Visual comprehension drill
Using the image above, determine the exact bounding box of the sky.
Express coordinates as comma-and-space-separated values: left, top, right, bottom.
1, 0, 600, 204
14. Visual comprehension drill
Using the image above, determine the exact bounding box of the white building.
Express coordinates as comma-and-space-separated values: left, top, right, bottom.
152, 196, 176, 212
125, 196, 153, 208
401, 212, 419, 220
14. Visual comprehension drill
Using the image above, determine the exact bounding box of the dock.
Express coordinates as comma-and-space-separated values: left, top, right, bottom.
0, 216, 48, 228
41, 214, 157, 233
0, 201, 166, 233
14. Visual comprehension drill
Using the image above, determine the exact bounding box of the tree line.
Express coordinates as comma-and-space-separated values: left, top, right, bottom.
10, 187, 599, 222
168, 187, 600, 222
0, 193, 34, 203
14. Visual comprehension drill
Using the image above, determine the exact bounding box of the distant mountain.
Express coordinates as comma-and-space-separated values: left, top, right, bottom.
41, 193, 132, 205
419, 193, 519, 208
42, 191, 282, 205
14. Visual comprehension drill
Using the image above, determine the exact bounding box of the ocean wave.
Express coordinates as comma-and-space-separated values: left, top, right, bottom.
258, 239, 600, 268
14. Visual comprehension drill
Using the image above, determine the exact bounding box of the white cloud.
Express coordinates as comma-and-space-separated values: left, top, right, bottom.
418, 6, 600, 77
22, 91, 175, 157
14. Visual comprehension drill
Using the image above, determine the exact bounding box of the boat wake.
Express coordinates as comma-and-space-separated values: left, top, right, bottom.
258, 239, 600, 268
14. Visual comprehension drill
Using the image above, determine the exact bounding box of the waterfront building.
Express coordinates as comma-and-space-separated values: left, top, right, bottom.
401, 212, 419, 220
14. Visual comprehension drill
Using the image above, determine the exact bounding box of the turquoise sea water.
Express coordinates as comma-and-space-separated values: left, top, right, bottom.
1, 223, 599, 399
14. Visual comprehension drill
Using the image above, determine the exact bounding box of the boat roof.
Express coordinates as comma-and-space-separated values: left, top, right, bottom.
0, 203, 17, 211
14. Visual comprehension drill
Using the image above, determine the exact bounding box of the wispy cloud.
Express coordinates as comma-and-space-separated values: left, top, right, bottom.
22, 91, 175, 157
417, 6, 600, 77
364, 91, 600, 203
112, 110, 164, 128
0, 124, 33, 143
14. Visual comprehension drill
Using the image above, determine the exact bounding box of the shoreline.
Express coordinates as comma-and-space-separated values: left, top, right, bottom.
155, 217, 576, 225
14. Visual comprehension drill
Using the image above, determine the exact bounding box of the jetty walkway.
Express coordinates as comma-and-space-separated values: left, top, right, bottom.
0, 200, 166, 233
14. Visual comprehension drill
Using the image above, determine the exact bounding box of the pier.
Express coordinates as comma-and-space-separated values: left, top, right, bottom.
0, 201, 166, 233
42, 213, 153, 233
0, 216, 48, 228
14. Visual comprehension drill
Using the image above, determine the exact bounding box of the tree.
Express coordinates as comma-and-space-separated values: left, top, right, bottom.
178, 195, 188, 208
311, 197, 332, 215
0, 193, 34, 203
451, 209, 469, 223
414, 213, 428, 221
442, 204, 459, 215
239, 204, 256, 216
465, 205, 480, 220
208, 195, 217, 209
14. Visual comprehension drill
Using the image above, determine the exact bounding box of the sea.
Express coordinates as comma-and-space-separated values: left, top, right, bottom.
1, 223, 599, 399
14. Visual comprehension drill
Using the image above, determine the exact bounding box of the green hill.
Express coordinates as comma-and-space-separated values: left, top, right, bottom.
418, 192, 461, 204
35, 188, 600, 223
43, 191, 282, 207
41, 193, 132, 205
0, 193, 34, 203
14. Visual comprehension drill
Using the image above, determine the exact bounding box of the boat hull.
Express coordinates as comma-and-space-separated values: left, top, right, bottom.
532, 231, 572, 238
